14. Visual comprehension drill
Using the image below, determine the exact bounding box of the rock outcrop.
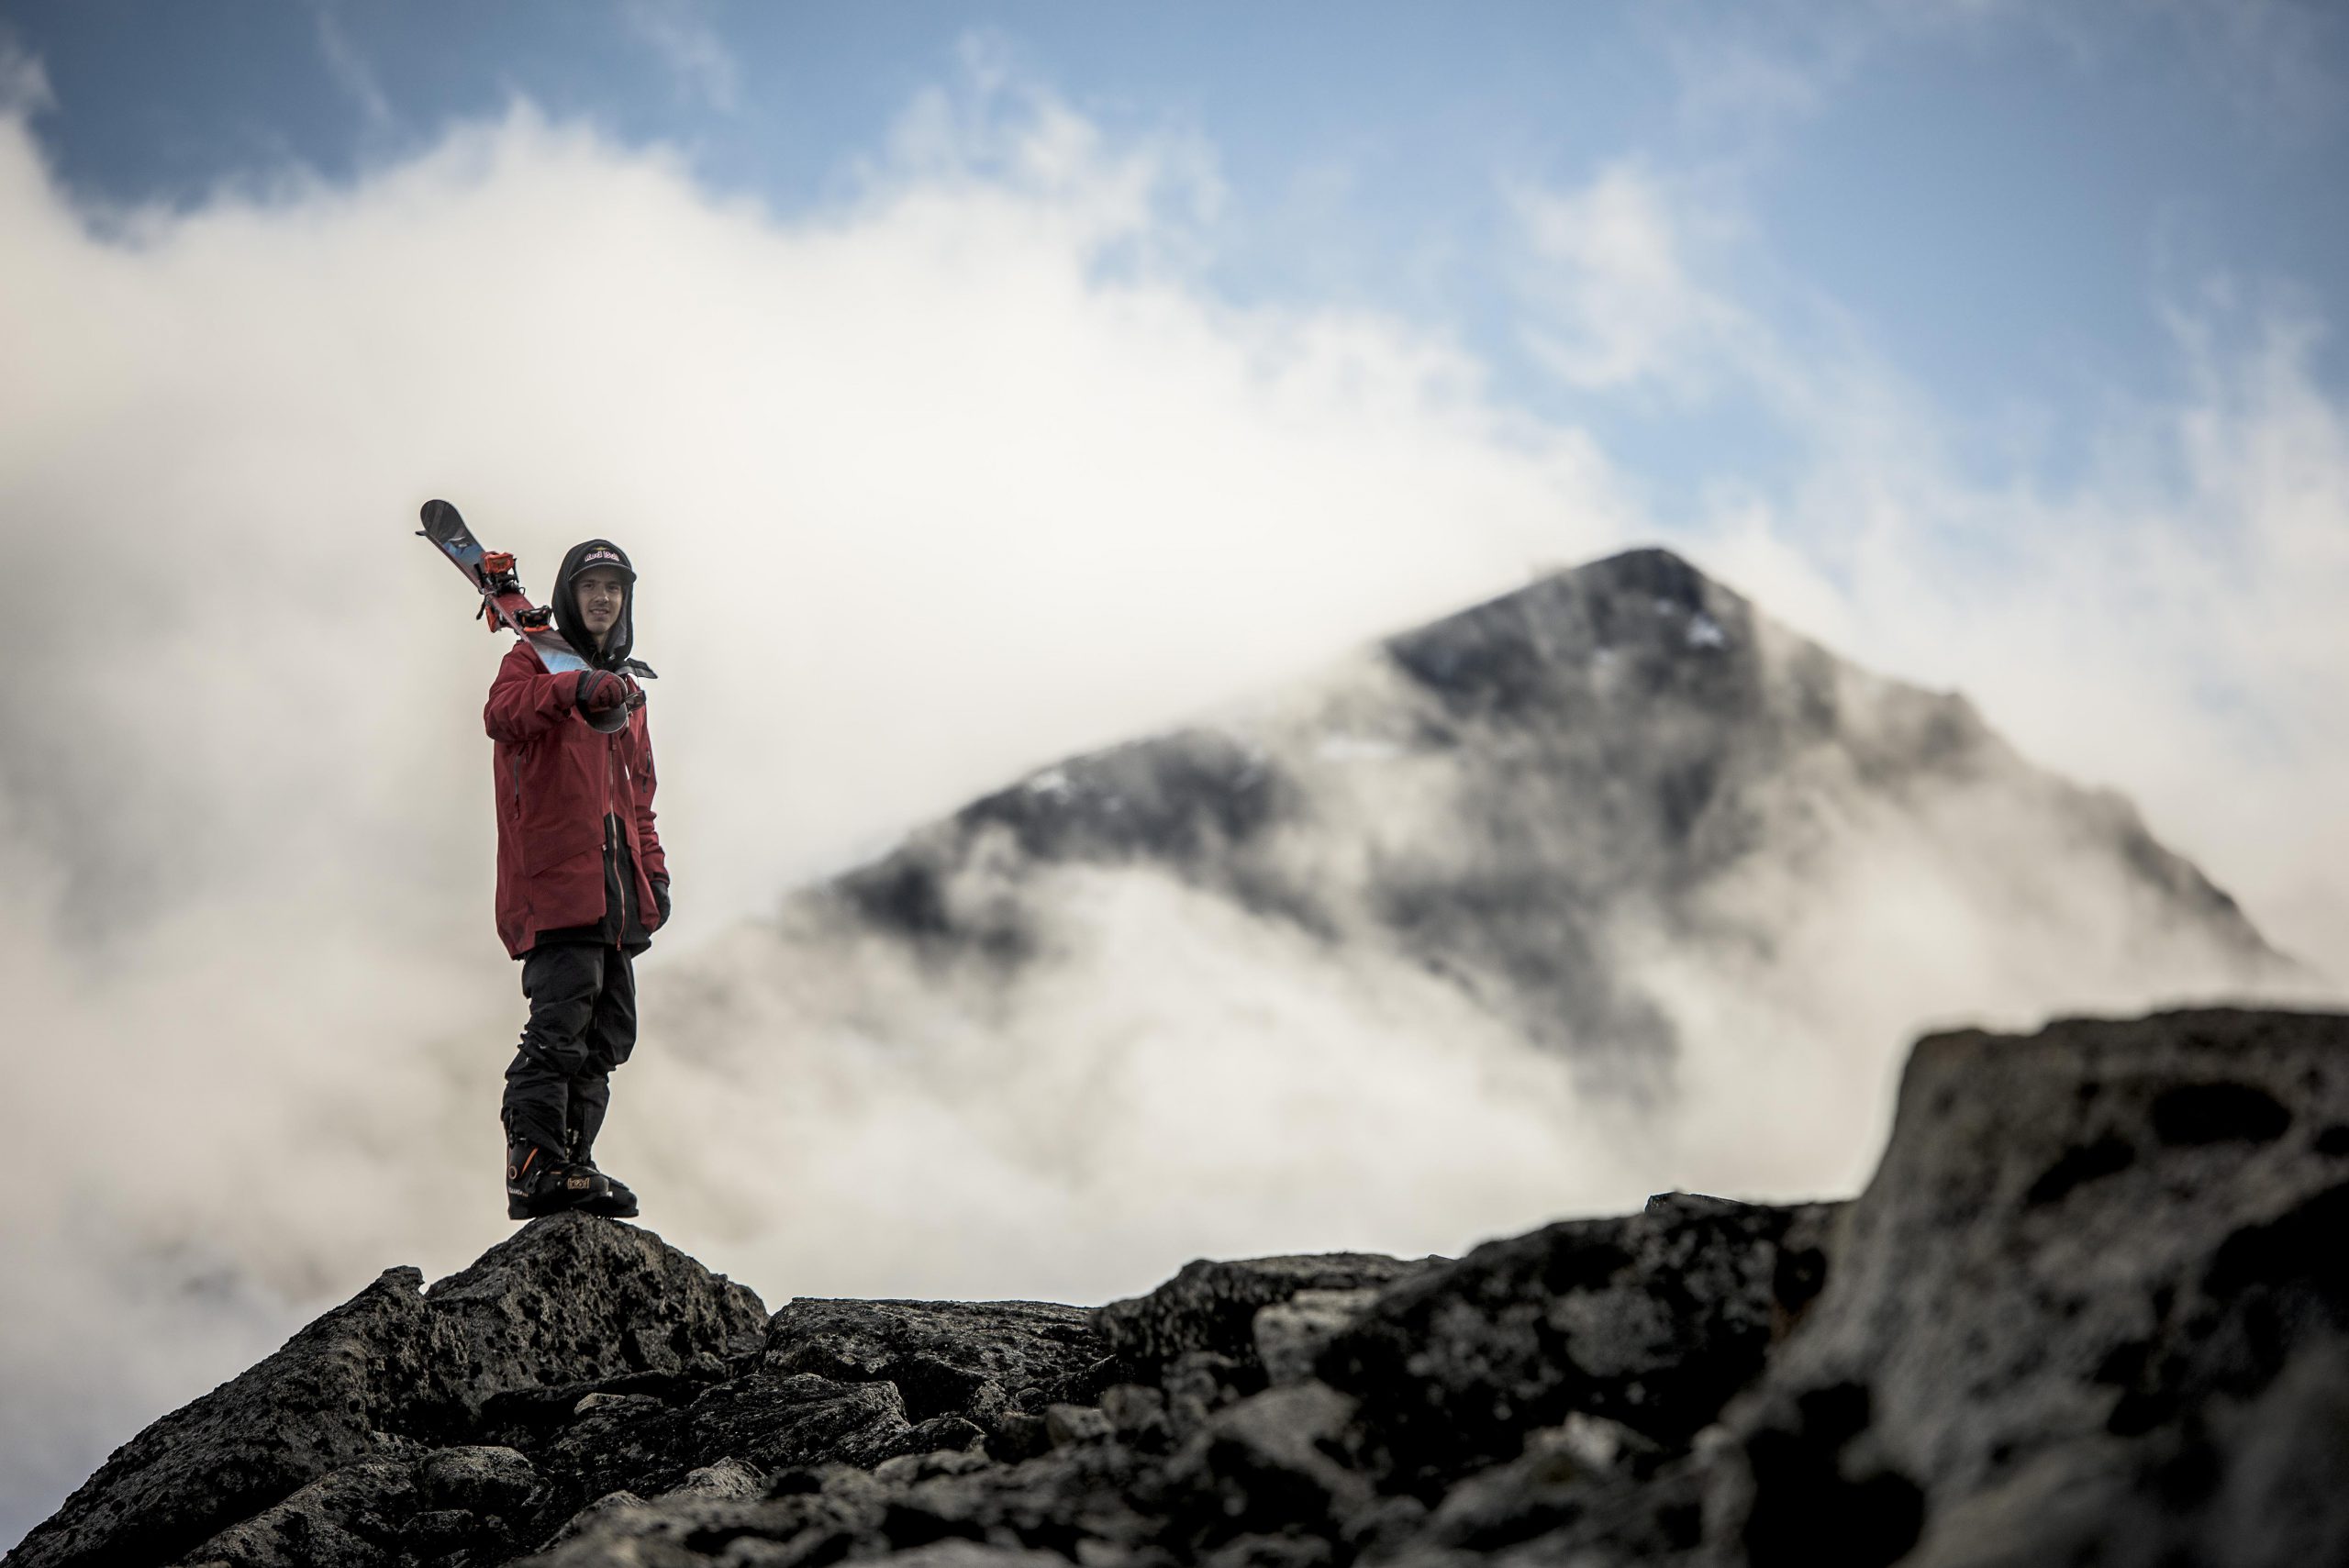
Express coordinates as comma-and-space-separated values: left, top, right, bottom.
5, 1218, 766, 1568
9, 1006, 2349, 1568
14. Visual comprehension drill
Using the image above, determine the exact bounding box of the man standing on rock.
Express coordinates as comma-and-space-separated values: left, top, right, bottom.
484, 539, 670, 1219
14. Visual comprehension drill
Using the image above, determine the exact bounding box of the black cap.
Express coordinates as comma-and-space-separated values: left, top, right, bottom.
570, 542, 635, 581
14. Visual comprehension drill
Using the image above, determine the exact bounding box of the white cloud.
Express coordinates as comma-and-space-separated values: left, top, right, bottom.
1509, 162, 1756, 396
0, 32, 52, 117
618, 0, 741, 115
1651, 0, 2346, 146
311, 1, 394, 130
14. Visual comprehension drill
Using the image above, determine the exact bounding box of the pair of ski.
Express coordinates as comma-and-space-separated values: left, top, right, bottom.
416, 498, 646, 730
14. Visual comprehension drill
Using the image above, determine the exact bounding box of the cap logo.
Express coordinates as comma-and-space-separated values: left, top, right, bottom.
583, 549, 623, 567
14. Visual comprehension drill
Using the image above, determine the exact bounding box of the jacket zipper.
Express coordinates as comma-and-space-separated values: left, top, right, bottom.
607, 732, 632, 940
508, 752, 529, 936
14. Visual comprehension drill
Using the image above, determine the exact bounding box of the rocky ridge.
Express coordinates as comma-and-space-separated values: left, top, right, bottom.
11, 1006, 2349, 1568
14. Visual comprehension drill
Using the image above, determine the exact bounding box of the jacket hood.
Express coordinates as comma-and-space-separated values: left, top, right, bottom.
551, 538, 636, 668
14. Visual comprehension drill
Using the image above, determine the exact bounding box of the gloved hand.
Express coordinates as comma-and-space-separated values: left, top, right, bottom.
651, 877, 672, 926
575, 670, 630, 714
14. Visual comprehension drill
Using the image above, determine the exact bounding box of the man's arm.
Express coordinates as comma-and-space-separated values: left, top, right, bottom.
484, 640, 584, 742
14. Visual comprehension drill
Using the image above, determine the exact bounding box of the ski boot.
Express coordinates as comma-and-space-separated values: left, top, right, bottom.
506, 1137, 610, 1220
564, 1129, 640, 1219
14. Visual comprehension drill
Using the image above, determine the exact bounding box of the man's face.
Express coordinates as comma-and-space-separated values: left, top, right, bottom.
574, 568, 628, 646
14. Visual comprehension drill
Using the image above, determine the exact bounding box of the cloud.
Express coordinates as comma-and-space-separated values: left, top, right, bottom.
1643, 0, 1994, 144
1508, 161, 1763, 399
1650, 0, 2348, 146
310, 1, 394, 130
0, 31, 52, 118
618, 0, 742, 115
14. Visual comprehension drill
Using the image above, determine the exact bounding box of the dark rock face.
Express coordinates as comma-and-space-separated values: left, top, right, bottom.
1709, 1006, 2349, 1567
6, 1217, 766, 1568
768, 1297, 1111, 1437
1095, 1254, 1443, 1376
829, 727, 1309, 967
1319, 1193, 1841, 1490
3, 1266, 437, 1568
11, 1006, 2349, 1568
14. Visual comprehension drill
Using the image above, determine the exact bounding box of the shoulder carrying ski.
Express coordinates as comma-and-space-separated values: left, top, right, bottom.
417, 498, 646, 732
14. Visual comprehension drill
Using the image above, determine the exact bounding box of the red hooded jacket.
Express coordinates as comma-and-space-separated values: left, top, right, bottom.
484, 638, 668, 958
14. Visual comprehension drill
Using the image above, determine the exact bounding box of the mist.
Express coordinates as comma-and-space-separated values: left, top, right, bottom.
3, 63, 2345, 1550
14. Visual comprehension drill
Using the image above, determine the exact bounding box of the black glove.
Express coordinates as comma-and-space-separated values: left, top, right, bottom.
575, 669, 629, 714
651, 878, 672, 926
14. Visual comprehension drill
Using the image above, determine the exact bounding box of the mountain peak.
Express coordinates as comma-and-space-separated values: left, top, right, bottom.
1383, 542, 1752, 730
814, 543, 2281, 1092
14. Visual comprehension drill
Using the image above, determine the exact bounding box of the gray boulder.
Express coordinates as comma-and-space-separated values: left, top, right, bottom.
6, 1215, 764, 1568
1094, 1253, 1443, 1377
1712, 1006, 2349, 1567
1318, 1192, 1840, 1487
765, 1296, 1109, 1447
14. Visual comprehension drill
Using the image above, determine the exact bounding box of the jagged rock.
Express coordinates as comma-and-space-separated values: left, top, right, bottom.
9, 1268, 436, 1568
1417, 1416, 1664, 1553
1094, 1255, 1440, 1376
882, 1545, 1094, 1568
899, 1414, 991, 1458
542, 1488, 644, 1549
766, 1297, 1110, 1439
1045, 1404, 1113, 1447
1098, 1385, 1173, 1451
173, 1458, 418, 1568
416, 1444, 540, 1515
1197, 1530, 1336, 1568
894, 1439, 1159, 1559
668, 1457, 765, 1502
1710, 1007, 2349, 1567
1160, 1351, 1263, 1442
1252, 1290, 1380, 1388
6, 1215, 763, 1568
992, 1411, 1052, 1462
686, 1372, 913, 1473
535, 1391, 687, 1515
873, 1447, 996, 1487
1161, 1383, 1374, 1549
519, 1462, 896, 1566
399, 1507, 482, 1555
422, 1217, 769, 1418
1318, 1192, 1840, 1489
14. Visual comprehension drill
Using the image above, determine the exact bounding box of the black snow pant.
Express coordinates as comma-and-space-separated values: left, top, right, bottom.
502, 941, 636, 1162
